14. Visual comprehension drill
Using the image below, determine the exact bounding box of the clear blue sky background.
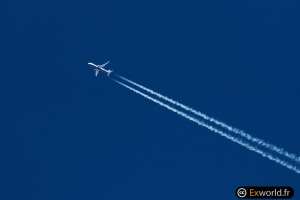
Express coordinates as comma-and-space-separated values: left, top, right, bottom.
1, 1, 300, 199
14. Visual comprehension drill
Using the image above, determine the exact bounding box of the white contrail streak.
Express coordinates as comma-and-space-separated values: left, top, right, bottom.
116, 75, 300, 164
113, 79, 300, 174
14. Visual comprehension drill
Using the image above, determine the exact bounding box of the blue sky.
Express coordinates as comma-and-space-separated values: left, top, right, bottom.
1, 1, 300, 199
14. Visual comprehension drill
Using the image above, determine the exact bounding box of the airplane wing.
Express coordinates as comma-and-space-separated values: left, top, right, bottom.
98, 61, 110, 68
94, 69, 99, 76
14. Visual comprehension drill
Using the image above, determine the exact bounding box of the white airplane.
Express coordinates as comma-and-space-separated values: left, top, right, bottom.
88, 61, 113, 76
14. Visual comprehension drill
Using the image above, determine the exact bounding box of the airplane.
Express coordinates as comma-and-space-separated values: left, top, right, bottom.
88, 61, 113, 76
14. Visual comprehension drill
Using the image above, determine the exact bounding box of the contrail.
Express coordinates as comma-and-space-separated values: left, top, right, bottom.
116, 74, 300, 164
113, 79, 300, 174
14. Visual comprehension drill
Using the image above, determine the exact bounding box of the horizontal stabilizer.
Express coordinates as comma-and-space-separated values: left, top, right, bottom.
107, 70, 113, 76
